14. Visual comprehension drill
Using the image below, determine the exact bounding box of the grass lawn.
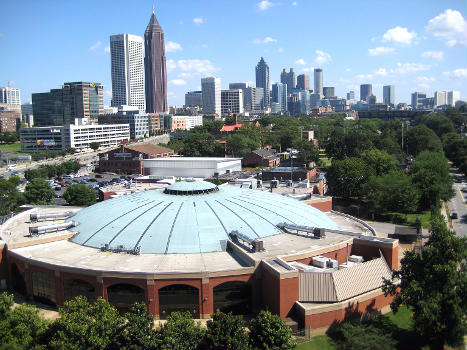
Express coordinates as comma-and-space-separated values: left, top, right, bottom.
296, 306, 413, 350
403, 212, 431, 229
0, 143, 21, 151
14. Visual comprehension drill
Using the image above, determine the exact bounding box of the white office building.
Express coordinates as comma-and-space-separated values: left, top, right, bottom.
201, 77, 221, 115
447, 91, 460, 107
110, 34, 145, 111
0, 87, 21, 105
20, 124, 130, 153
143, 157, 242, 178
221, 89, 244, 115
434, 91, 447, 107
244, 87, 264, 113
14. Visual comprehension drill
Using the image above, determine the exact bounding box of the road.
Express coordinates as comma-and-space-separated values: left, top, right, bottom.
448, 180, 467, 238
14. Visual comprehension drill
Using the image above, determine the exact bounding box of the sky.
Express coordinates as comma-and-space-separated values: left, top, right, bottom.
1, 0, 467, 107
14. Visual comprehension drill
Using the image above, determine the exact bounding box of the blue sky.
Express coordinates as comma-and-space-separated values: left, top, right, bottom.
2, 0, 466, 106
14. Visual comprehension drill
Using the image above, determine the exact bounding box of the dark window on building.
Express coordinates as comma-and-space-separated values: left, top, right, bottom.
64, 279, 95, 302
107, 283, 145, 314
31, 271, 56, 306
213, 281, 251, 315
10, 263, 27, 296
159, 284, 199, 319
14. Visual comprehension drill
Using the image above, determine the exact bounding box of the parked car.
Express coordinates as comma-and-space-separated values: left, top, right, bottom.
54, 193, 62, 198
95, 174, 104, 178
451, 212, 458, 219
88, 178, 98, 182
55, 186, 61, 191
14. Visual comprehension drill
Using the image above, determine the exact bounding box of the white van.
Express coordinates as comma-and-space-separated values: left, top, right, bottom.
7, 164, 17, 170
63, 174, 74, 179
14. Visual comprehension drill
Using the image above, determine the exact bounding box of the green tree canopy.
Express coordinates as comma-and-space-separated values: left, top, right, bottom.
204, 312, 250, 350
46, 296, 124, 350
326, 157, 369, 198
295, 140, 319, 166
63, 184, 97, 207
226, 133, 259, 157
181, 131, 218, 157
383, 215, 467, 350
326, 128, 376, 160
360, 149, 398, 176
417, 113, 455, 138
442, 132, 467, 168
410, 151, 454, 209
406, 124, 443, 156
0, 177, 25, 215
24, 178, 54, 205
89, 142, 100, 151
248, 310, 296, 350
157, 311, 204, 350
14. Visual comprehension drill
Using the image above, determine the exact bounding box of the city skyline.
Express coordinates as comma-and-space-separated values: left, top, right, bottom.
1, 0, 466, 106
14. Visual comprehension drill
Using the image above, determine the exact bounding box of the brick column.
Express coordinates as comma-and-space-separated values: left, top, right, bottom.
146, 280, 156, 315
96, 276, 105, 300
24, 263, 33, 298
201, 277, 213, 318
54, 270, 64, 306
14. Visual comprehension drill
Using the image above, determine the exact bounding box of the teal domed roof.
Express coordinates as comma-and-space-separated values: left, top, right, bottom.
70, 181, 339, 254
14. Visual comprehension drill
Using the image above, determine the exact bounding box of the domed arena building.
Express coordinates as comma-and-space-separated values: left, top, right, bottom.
0, 181, 398, 331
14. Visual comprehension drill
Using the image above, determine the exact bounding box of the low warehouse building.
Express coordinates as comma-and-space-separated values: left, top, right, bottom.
0, 181, 398, 331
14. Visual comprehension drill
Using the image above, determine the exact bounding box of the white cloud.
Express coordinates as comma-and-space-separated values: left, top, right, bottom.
193, 17, 204, 25
167, 59, 220, 78
257, 0, 273, 11
295, 58, 307, 65
314, 50, 331, 65
89, 41, 102, 51
444, 68, 467, 78
418, 83, 430, 89
291, 1, 298, 6
169, 79, 187, 86
421, 50, 444, 60
302, 67, 315, 72
104, 45, 110, 54
277, 47, 284, 53
253, 36, 277, 44
425, 9, 467, 47
417, 76, 436, 82
355, 74, 373, 81
374, 68, 388, 76
104, 90, 112, 99
345, 68, 351, 72
382, 26, 417, 45
368, 46, 396, 56
166, 41, 183, 52
391, 62, 430, 74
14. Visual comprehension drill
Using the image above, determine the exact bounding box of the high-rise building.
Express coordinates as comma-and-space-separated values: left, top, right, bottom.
201, 77, 221, 115
297, 74, 310, 90
447, 91, 460, 107
434, 91, 447, 107
62, 82, 104, 125
221, 89, 244, 115
367, 95, 377, 105
110, 34, 145, 111
229, 83, 249, 108
323, 87, 335, 98
314, 68, 323, 96
0, 87, 21, 105
144, 8, 168, 113
383, 85, 395, 106
244, 87, 264, 113
347, 91, 355, 100
310, 93, 321, 108
280, 68, 296, 93
271, 82, 287, 112
255, 57, 270, 109
411, 92, 427, 109
32, 89, 64, 126
360, 84, 372, 102
185, 91, 203, 107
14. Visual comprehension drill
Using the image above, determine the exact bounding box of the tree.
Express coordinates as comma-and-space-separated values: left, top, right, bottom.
295, 140, 319, 166
110, 302, 158, 350
326, 157, 369, 198
0, 292, 49, 350
63, 184, 97, 206
364, 171, 420, 214
248, 310, 296, 350
417, 113, 455, 138
326, 127, 377, 160
406, 124, 443, 156
410, 151, 454, 209
442, 132, 467, 167
181, 131, 217, 157
226, 133, 259, 157
24, 178, 54, 205
360, 149, 398, 176
204, 312, 250, 350
89, 142, 100, 151
0, 177, 25, 215
383, 215, 467, 350
46, 296, 124, 350
157, 311, 204, 350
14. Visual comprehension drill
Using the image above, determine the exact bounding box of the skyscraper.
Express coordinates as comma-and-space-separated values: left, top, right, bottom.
229, 83, 249, 109
280, 68, 296, 93
201, 77, 221, 115
314, 69, 323, 96
447, 91, 460, 107
110, 34, 145, 111
271, 82, 287, 112
244, 87, 264, 113
411, 92, 427, 109
0, 87, 21, 105
383, 85, 395, 106
347, 91, 355, 100
297, 74, 310, 90
221, 89, 244, 115
360, 84, 372, 102
434, 91, 447, 107
255, 57, 270, 109
185, 91, 203, 107
144, 8, 168, 113
323, 87, 335, 98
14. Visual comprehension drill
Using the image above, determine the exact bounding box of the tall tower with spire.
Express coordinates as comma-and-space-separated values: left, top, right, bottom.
144, 7, 168, 113
255, 57, 270, 109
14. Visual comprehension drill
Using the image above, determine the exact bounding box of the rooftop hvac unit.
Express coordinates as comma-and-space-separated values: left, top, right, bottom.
270, 180, 279, 188
312, 256, 328, 268
348, 255, 364, 264
229, 230, 264, 252
313, 228, 326, 238
29, 220, 78, 235
326, 259, 338, 269
339, 261, 357, 269
30, 211, 75, 222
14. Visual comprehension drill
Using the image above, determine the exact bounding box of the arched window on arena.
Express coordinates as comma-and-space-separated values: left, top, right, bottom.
64, 279, 95, 302
31, 271, 56, 306
158, 284, 199, 319
10, 263, 27, 296
107, 283, 145, 314
213, 281, 251, 315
